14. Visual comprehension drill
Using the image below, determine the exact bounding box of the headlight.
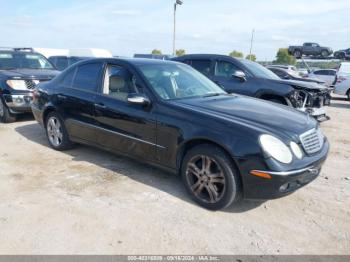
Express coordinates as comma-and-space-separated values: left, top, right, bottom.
260, 134, 292, 164
6, 80, 27, 90
290, 141, 303, 159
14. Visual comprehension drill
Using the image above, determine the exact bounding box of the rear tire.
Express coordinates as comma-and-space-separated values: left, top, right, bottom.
293, 50, 302, 58
181, 144, 241, 210
321, 50, 329, 58
347, 90, 350, 101
45, 111, 73, 151
0, 97, 16, 123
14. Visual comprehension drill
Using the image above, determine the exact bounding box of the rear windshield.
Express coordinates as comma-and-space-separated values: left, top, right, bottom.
0, 52, 54, 70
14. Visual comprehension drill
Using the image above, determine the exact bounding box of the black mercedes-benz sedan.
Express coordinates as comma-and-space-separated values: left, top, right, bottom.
31, 58, 329, 210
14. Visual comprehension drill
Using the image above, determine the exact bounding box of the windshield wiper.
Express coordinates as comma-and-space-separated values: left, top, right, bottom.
202, 92, 223, 98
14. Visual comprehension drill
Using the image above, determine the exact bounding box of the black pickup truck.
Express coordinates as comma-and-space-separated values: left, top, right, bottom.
288, 43, 333, 58
0, 48, 60, 123
173, 54, 332, 122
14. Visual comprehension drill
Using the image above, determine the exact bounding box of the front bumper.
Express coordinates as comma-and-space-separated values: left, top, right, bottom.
3, 94, 33, 114
241, 139, 329, 199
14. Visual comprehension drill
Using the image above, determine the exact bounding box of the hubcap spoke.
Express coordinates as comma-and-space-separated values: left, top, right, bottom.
206, 183, 219, 203
187, 163, 201, 179
201, 156, 211, 173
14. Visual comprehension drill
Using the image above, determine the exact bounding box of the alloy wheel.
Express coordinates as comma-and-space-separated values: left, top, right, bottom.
186, 155, 226, 204
47, 116, 63, 147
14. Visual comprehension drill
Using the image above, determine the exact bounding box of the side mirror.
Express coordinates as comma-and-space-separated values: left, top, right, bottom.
232, 71, 246, 82
283, 75, 290, 79
127, 94, 151, 106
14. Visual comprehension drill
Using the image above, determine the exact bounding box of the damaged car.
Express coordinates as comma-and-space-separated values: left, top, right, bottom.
173, 54, 332, 122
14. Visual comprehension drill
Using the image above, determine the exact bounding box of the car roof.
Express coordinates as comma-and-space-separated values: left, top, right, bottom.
75, 57, 182, 67
0, 50, 43, 56
174, 54, 239, 60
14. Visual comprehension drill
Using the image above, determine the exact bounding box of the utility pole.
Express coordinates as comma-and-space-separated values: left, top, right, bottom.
173, 0, 183, 56
249, 29, 255, 60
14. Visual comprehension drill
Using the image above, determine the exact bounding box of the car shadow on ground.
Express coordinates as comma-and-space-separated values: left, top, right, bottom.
15, 122, 265, 213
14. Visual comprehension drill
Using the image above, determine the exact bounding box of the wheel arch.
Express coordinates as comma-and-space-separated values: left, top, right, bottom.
176, 138, 244, 194
176, 138, 240, 173
42, 105, 57, 127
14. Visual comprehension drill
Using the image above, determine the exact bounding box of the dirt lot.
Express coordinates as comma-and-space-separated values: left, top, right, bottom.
0, 96, 349, 255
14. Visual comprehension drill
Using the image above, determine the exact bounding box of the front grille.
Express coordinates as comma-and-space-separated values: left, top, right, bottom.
300, 128, 324, 154
24, 80, 39, 90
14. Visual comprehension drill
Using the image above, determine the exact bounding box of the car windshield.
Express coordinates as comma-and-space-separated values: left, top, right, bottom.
0, 52, 54, 70
139, 63, 226, 100
240, 59, 280, 80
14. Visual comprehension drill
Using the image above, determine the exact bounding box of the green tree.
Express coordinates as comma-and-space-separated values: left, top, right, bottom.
229, 50, 244, 58
176, 49, 186, 56
151, 49, 162, 55
246, 54, 257, 61
275, 48, 296, 65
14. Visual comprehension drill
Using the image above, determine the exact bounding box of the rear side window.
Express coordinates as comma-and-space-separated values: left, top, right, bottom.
62, 69, 76, 87
190, 60, 212, 75
313, 70, 325, 75
72, 63, 102, 92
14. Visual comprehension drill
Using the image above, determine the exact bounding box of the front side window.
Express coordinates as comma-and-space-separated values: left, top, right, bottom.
0, 52, 54, 70
102, 64, 138, 101
215, 61, 242, 78
72, 63, 102, 92
139, 63, 226, 100
190, 60, 212, 76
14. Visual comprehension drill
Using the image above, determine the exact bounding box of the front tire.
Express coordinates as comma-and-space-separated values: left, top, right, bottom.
45, 112, 73, 150
321, 50, 329, 58
0, 97, 16, 123
181, 144, 241, 210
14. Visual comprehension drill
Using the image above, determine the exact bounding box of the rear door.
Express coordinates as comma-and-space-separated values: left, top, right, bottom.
93, 62, 157, 162
57, 62, 103, 143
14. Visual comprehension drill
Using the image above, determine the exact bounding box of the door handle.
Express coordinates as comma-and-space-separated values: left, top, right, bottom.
94, 103, 106, 109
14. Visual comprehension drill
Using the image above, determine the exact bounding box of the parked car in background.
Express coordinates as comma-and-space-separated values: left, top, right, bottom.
307, 69, 337, 87
334, 62, 350, 100
334, 48, 350, 60
267, 66, 326, 85
288, 43, 333, 58
173, 54, 332, 122
0, 47, 59, 123
31, 58, 329, 210
36, 48, 113, 71
48, 56, 89, 71
267, 64, 298, 73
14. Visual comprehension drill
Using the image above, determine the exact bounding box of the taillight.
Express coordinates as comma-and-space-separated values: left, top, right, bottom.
337, 76, 347, 83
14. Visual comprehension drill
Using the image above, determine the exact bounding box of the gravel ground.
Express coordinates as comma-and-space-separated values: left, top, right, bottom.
0, 96, 349, 255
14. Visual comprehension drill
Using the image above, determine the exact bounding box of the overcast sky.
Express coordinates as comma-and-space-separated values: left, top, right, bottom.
0, 0, 349, 60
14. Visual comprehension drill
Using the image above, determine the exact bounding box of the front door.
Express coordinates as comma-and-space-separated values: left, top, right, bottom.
94, 63, 157, 162
211, 59, 253, 95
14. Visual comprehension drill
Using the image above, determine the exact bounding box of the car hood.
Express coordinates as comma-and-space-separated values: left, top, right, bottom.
1, 69, 60, 80
267, 78, 328, 91
171, 94, 316, 139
